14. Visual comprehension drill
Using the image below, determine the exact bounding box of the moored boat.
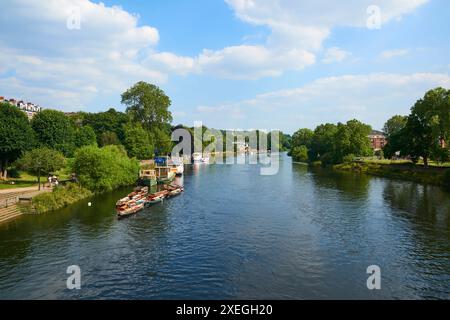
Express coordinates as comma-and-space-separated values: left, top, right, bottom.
164, 184, 184, 197
145, 190, 169, 206
117, 202, 145, 219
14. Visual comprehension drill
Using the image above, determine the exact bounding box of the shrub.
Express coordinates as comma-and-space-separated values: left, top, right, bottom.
342, 154, 356, 163
32, 183, 93, 213
291, 145, 309, 162
71, 145, 139, 192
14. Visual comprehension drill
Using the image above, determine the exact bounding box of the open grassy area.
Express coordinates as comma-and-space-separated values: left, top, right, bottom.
0, 166, 73, 190
360, 158, 450, 168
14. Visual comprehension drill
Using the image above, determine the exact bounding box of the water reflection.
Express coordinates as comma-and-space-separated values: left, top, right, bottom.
0, 154, 449, 299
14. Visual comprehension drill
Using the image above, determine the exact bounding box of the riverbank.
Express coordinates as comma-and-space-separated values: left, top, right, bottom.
30, 183, 93, 214
333, 161, 450, 187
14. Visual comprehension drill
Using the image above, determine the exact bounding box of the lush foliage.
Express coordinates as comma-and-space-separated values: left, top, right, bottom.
290, 120, 373, 165
291, 145, 309, 162
383, 115, 407, 137
123, 122, 154, 159
74, 125, 97, 148
32, 183, 93, 213
31, 109, 76, 156
122, 81, 173, 131
383, 88, 450, 166
17, 147, 65, 189
0, 103, 35, 178
71, 145, 139, 192
78, 108, 129, 146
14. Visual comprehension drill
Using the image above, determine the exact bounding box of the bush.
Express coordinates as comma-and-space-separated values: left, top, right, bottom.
291, 145, 309, 162
342, 154, 356, 163
32, 183, 93, 213
71, 145, 139, 192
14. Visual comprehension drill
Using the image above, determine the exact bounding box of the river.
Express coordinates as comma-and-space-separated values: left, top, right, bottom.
0, 153, 449, 299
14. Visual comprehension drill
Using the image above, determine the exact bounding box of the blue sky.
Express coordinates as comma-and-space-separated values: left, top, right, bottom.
0, 0, 449, 133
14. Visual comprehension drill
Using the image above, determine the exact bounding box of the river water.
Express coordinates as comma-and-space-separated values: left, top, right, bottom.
0, 154, 449, 299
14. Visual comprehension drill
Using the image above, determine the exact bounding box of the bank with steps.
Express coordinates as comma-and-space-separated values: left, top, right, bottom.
0, 187, 51, 224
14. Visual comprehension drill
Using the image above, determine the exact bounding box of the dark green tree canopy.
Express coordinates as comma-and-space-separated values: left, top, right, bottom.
0, 102, 35, 177
123, 122, 154, 160
383, 115, 408, 137
122, 81, 173, 131
31, 109, 75, 156
80, 108, 129, 146
75, 125, 97, 148
292, 128, 314, 149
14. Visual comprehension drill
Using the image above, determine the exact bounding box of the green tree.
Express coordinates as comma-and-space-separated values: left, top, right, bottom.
345, 119, 373, 157
291, 128, 314, 149
31, 109, 75, 156
383, 115, 408, 137
100, 131, 121, 146
71, 145, 139, 192
122, 81, 173, 131
398, 88, 450, 166
153, 127, 173, 156
309, 123, 338, 163
0, 103, 35, 178
74, 125, 97, 148
17, 147, 65, 190
291, 145, 309, 162
80, 108, 129, 146
123, 122, 154, 159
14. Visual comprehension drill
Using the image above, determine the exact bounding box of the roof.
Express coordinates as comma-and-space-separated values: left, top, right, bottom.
369, 130, 385, 137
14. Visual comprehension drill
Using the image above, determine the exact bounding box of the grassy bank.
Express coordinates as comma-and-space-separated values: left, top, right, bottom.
333, 161, 450, 187
30, 183, 93, 214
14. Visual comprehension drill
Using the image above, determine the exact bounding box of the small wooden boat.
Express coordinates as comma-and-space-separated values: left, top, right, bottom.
164, 184, 184, 198
117, 202, 145, 219
145, 190, 169, 206
116, 187, 148, 207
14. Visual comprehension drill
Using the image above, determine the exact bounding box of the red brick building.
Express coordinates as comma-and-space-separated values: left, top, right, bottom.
368, 130, 386, 151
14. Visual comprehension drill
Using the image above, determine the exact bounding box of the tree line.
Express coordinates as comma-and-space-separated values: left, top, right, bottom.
289, 87, 450, 167
0, 81, 173, 190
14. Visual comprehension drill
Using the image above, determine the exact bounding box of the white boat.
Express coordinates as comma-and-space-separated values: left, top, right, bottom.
201, 156, 210, 163
192, 152, 202, 162
170, 157, 184, 175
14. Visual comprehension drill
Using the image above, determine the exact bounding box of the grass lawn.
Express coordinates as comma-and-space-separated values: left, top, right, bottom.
0, 171, 39, 190
361, 158, 450, 168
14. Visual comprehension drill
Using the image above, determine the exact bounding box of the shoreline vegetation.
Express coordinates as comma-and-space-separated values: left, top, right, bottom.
332, 161, 450, 188
289, 87, 450, 189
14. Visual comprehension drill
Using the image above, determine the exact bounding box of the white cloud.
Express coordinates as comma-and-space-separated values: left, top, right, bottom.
380, 49, 409, 59
212, 0, 428, 78
226, 0, 428, 48
0, 0, 167, 109
196, 72, 450, 132
0, 0, 433, 110
322, 47, 351, 64
195, 45, 315, 80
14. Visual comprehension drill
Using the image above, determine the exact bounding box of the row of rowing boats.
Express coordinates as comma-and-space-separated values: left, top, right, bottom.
116, 184, 184, 219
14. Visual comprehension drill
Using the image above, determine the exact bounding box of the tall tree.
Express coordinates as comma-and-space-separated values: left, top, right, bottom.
31, 109, 75, 156
0, 103, 35, 179
74, 125, 97, 148
291, 128, 314, 149
400, 88, 450, 166
383, 115, 408, 137
80, 108, 129, 146
122, 82, 172, 131
123, 122, 154, 159
100, 131, 121, 146
18, 147, 65, 190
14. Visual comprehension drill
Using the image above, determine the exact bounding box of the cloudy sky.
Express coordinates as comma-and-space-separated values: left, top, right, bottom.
0, 0, 449, 133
